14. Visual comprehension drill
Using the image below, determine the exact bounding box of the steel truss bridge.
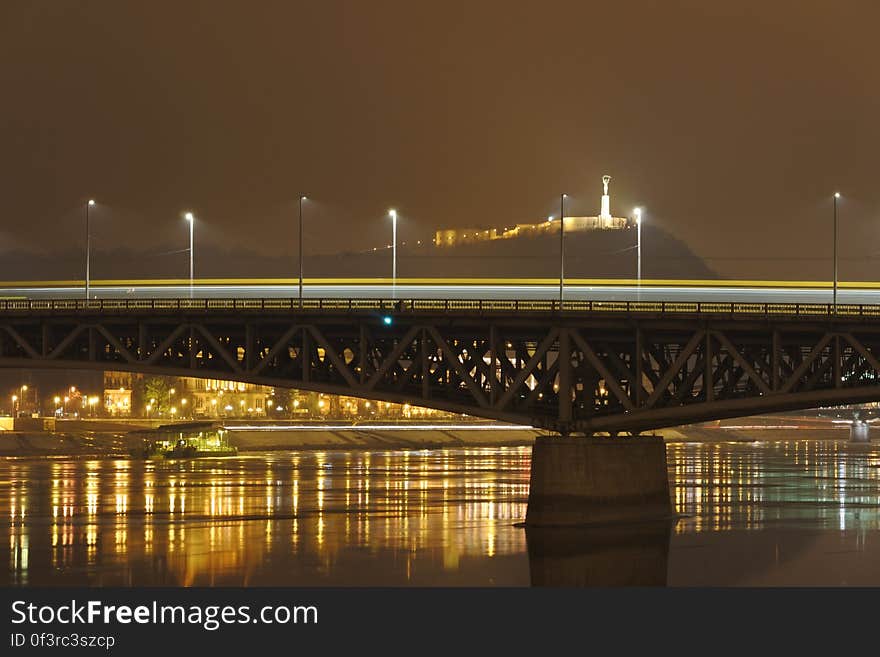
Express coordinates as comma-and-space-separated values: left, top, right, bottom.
3, 297, 880, 434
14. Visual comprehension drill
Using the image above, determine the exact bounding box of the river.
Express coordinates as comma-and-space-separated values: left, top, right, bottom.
4, 440, 880, 586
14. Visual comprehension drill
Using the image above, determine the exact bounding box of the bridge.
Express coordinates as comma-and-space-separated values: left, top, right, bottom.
3, 295, 880, 435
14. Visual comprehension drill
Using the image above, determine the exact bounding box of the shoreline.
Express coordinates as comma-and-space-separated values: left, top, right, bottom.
0, 423, 869, 458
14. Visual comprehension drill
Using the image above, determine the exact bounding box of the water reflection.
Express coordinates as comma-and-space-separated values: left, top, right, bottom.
3, 440, 880, 586
2, 447, 531, 586
526, 522, 672, 586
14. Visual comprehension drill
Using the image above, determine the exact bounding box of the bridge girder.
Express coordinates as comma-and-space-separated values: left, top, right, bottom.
2, 308, 880, 434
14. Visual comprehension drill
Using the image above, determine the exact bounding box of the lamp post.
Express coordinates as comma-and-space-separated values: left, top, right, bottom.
298, 195, 307, 305
559, 194, 567, 307
184, 212, 194, 299
833, 192, 840, 313
389, 209, 398, 299
634, 207, 643, 298
85, 199, 96, 299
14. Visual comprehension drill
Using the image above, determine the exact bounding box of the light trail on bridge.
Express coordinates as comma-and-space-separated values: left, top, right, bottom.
3, 279, 880, 303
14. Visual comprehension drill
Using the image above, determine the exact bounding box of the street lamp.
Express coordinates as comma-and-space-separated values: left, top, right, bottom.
85, 199, 96, 300
184, 212, 195, 299
833, 192, 840, 313
389, 209, 398, 298
559, 194, 567, 307
298, 195, 307, 305
16, 384, 27, 415
11, 395, 18, 415
634, 207, 643, 297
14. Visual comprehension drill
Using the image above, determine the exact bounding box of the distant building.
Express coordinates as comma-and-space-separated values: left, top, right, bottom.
102, 371, 271, 418
104, 371, 133, 416
101, 371, 462, 421
435, 175, 630, 247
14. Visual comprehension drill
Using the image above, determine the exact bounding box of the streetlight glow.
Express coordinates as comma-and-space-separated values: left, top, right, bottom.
298, 195, 307, 305
84, 199, 97, 299
184, 213, 194, 297
832, 192, 840, 313
389, 209, 398, 298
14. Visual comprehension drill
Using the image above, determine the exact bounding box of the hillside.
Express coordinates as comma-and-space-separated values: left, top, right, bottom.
0, 224, 715, 281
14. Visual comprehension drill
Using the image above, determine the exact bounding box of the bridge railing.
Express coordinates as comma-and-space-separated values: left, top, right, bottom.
1, 297, 879, 317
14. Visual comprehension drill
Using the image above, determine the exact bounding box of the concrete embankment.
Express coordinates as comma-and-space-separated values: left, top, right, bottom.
0, 432, 136, 456
226, 427, 542, 451
0, 427, 545, 457
0, 422, 863, 457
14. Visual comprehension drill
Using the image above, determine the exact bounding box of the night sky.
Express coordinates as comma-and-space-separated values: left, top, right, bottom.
2, 1, 878, 279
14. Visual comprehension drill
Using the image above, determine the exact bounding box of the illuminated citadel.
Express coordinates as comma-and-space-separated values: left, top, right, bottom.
434, 175, 630, 247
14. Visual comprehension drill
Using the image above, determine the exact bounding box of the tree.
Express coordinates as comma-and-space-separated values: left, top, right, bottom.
142, 377, 172, 415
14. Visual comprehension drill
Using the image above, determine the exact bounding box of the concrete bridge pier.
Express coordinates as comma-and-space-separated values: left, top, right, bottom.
524, 435, 673, 526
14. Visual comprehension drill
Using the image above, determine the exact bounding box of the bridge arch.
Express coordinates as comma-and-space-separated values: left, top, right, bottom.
3, 301, 880, 433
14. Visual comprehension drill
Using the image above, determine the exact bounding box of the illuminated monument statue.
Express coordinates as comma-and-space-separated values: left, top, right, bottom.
599, 175, 612, 221
434, 172, 627, 246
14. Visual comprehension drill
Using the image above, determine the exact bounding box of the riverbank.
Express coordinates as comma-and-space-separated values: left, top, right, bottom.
0, 423, 869, 457
0, 426, 546, 456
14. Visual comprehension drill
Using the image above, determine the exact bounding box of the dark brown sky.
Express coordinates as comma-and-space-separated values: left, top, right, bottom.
2, 0, 878, 279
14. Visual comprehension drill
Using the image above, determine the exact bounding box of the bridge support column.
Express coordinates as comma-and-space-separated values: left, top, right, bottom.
525, 435, 672, 526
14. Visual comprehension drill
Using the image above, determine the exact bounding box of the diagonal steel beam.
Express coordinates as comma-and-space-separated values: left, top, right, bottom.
145, 323, 190, 365
780, 333, 833, 394
193, 324, 244, 374
0, 324, 40, 359
645, 330, 705, 408
524, 358, 559, 407
306, 325, 359, 389
365, 325, 422, 392
712, 331, 772, 394
94, 324, 137, 364
426, 327, 489, 407
496, 328, 559, 410
47, 324, 88, 360
569, 330, 636, 410
840, 333, 880, 374
251, 324, 302, 376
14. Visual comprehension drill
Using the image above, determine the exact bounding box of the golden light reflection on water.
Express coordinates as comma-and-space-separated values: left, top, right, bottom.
669, 441, 880, 534
5, 441, 880, 586
1, 446, 531, 586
